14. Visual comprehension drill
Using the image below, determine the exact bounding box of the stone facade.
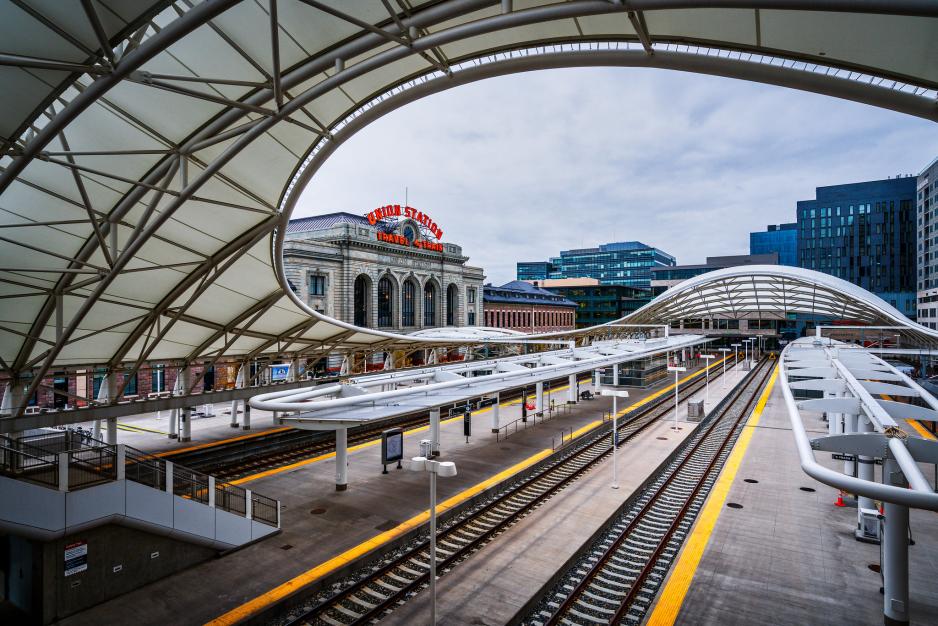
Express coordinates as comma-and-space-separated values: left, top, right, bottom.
283, 212, 484, 333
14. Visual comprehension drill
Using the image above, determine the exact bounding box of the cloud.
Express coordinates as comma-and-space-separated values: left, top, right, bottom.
295, 67, 938, 285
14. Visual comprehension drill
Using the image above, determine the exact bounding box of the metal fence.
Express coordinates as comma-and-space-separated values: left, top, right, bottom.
215, 482, 247, 516
251, 491, 279, 527
0, 435, 59, 489
68, 445, 117, 489
124, 447, 166, 491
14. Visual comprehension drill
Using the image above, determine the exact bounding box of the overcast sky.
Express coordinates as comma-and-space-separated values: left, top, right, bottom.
295, 67, 938, 285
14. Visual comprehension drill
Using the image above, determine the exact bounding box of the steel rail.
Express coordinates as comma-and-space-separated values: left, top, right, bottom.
286, 360, 734, 625
542, 358, 773, 626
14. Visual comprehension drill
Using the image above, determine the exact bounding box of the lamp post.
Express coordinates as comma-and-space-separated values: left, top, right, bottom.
731, 343, 741, 379
718, 348, 731, 388
742, 339, 750, 368
700, 354, 715, 405
750, 336, 759, 361
667, 365, 687, 431
598, 388, 630, 489
410, 440, 457, 625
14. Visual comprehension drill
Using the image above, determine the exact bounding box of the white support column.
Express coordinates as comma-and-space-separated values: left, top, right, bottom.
242, 402, 251, 430
491, 393, 500, 433
58, 452, 69, 492
208, 476, 216, 507
856, 415, 876, 514
116, 444, 126, 480
535, 381, 544, 414
106, 418, 117, 445
93, 420, 102, 441
230, 363, 246, 428
567, 373, 577, 404
245, 489, 253, 519
843, 412, 858, 476
335, 428, 348, 491
430, 407, 441, 457
180, 407, 192, 442
165, 461, 174, 494
612, 363, 619, 386
883, 458, 910, 625
168, 407, 178, 439
593, 369, 600, 393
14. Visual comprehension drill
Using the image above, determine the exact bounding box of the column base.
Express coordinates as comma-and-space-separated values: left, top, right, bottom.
229, 423, 240, 428
242, 425, 251, 431
180, 436, 191, 442
168, 434, 178, 439
567, 401, 576, 405
431, 450, 440, 457
884, 617, 909, 626
491, 428, 499, 433
335, 483, 348, 491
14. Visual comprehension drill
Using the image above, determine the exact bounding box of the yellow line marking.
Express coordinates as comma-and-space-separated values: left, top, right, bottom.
207, 360, 732, 625
646, 364, 779, 626
907, 419, 936, 440
117, 422, 166, 435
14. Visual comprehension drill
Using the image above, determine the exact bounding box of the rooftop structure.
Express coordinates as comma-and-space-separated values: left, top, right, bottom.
750, 223, 798, 266
521, 241, 676, 289
650, 253, 779, 295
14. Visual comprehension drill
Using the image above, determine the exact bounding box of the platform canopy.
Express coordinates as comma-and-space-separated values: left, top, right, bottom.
1, 1, 937, 408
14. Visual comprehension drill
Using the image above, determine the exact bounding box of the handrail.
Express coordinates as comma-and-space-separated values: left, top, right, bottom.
780, 348, 938, 511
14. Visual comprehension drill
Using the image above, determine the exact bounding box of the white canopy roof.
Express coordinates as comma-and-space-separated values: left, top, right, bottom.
1, 1, 937, 410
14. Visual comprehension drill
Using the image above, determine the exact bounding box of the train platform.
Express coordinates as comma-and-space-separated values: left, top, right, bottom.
54, 361, 732, 626
379, 362, 748, 626
647, 370, 938, 625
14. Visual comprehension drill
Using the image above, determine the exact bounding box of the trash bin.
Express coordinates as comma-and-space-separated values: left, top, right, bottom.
687, 400, 705, 421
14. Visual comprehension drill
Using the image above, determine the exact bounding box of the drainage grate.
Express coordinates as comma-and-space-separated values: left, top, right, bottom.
744, 478, 759, 484
281, 544, 294, 550
310, 508, 327, 515
726, 502, 744, 509
799, 487, 816, 493
656, 437, 668, 440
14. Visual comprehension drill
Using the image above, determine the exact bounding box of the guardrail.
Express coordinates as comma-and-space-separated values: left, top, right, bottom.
0, 433, 279, 528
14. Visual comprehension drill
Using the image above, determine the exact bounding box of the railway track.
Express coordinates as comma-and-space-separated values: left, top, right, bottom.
529, 357, 774, 626
282, 359, 737, 626
169, 378, 586, 482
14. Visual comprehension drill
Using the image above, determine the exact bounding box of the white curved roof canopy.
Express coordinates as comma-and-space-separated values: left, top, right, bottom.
2, 1, 938, 412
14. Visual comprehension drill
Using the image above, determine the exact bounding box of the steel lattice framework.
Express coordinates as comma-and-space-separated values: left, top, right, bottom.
2, 1, 938, 418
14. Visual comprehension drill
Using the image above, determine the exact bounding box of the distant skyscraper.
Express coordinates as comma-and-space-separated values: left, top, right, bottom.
796, 177, 917, 319
750, 223, 797, 266
917, 157, 938, 328
518, 241, 675, 289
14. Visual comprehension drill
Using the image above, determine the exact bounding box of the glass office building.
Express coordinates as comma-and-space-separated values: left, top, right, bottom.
750, 223, 798, 266
516, 261, 553, 281
916, 157, 938, 328
520, 241, 675, 288
797, 177, 917, 319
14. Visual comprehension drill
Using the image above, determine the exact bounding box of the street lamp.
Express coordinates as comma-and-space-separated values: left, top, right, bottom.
700, 354, 715, 405
667, 365, 687, 431
718, 348, 731, 388
598, 388, 630, 489
742, 339, 751, 367
750, 336, 759, 361
410, 440, 458, 625
731, 343, 741, 379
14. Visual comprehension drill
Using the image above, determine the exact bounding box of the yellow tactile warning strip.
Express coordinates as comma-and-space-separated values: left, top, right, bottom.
117, 422, 166, 435
206, 359, 729, 625
646, 364, 779, 626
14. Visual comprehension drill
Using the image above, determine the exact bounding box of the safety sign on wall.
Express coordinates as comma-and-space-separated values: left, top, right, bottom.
64, 541, 88, 576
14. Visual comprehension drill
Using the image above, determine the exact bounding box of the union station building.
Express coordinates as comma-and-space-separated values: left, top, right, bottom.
283, 208, 485, 333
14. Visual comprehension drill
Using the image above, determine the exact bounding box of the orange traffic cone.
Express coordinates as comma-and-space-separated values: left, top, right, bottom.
834, 490, 846, 507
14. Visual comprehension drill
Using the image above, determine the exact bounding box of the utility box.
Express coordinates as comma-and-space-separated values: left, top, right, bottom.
857, 508, 882, 543
687, 400, 705, 421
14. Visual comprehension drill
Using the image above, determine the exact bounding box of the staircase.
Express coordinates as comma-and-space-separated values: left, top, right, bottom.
0, 431, 279, 550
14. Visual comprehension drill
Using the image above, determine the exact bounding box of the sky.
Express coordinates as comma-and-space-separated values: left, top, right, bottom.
295, 67, 938, 285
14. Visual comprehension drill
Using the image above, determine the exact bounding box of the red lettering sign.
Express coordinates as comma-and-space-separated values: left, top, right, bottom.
365, 205, 443, 241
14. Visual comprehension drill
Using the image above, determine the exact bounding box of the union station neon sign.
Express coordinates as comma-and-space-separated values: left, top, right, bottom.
366, 204, 443, 240
366, 204, 445, 253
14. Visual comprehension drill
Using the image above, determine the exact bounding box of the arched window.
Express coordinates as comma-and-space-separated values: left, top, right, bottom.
423, 282, 437, 326
378, 277, 393, 327
402, 279, 416, 326
446, 284, 458, 326
354, 275, 369, 327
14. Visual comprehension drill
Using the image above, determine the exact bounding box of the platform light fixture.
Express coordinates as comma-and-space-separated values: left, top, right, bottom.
666, 365, 687, 431
598, 388, 630, 489
410, 439, 457, 625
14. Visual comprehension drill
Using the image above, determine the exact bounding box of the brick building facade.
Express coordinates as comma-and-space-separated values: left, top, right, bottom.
482, 281, 577, 333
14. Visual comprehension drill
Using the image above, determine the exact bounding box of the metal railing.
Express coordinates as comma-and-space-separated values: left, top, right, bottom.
0, 433, 279, 528
495, 401, 573, 442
